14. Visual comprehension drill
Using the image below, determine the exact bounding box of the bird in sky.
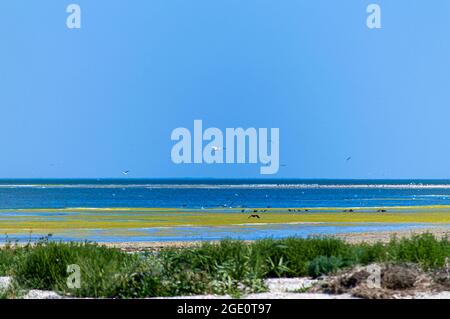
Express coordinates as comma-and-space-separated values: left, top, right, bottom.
212, 146, 226, 152
346, 157, 352, 161
122, 170, 130, 175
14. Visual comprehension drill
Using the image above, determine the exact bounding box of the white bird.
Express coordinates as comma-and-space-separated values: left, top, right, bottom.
122, 170, 130, 175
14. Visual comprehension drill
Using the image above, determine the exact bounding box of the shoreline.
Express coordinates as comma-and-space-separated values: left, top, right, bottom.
1, 225, 450, 251
2, 205, 450, 249
94, 225, 450, 250
1, 226, 449, 250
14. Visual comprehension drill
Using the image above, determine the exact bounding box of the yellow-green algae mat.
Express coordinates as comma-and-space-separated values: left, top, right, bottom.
1, 205, 450, 234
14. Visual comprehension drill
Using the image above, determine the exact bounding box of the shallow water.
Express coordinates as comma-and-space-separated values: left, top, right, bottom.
2, 179, 450, 242
1, 222, 443, 243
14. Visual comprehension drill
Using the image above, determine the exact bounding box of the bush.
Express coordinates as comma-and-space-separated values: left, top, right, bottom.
384, 233, 450, 269
307, 256, 345, 278
1, 233, 450, 298
13, 241, 141, 297
0, 244, 27, 276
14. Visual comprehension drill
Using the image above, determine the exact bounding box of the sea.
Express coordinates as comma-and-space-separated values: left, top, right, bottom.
1, 179, 450, 242
1, 179, 450, 209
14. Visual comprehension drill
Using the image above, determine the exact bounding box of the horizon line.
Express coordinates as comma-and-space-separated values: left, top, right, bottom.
1, 178, 450, 181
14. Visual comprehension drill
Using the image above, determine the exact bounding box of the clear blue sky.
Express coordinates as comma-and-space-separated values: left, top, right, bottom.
1, 0, 450, 179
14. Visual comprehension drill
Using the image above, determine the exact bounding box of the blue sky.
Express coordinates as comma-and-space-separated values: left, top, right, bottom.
1, 1, 450, 179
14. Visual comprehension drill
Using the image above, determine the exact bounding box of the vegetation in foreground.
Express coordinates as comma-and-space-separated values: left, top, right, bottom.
1, 233, 450, 298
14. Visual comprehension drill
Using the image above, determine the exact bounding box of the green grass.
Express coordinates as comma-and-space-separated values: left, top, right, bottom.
1, 233, 450, 298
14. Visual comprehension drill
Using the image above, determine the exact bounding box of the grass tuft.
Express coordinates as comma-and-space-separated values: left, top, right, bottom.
1, 233, 450, 298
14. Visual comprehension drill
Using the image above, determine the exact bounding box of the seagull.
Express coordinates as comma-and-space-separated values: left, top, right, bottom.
346, 157, 352, 161
122, 170, 130, 175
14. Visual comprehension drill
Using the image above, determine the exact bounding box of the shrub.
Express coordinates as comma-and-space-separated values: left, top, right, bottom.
13, 241, 141, 297
1, 233, 450, 298
385, 233, 450, 269
307, 256, 345, 278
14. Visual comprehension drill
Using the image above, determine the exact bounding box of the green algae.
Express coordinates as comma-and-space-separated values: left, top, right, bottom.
1, 205, 450, 235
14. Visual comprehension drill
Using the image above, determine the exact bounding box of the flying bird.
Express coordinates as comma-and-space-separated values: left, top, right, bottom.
346, 157, 352, 161
122, 170, 130, 175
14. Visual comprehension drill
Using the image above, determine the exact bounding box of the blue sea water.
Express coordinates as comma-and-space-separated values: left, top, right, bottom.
1, 179, 450, 209
1, 179, 450, 242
